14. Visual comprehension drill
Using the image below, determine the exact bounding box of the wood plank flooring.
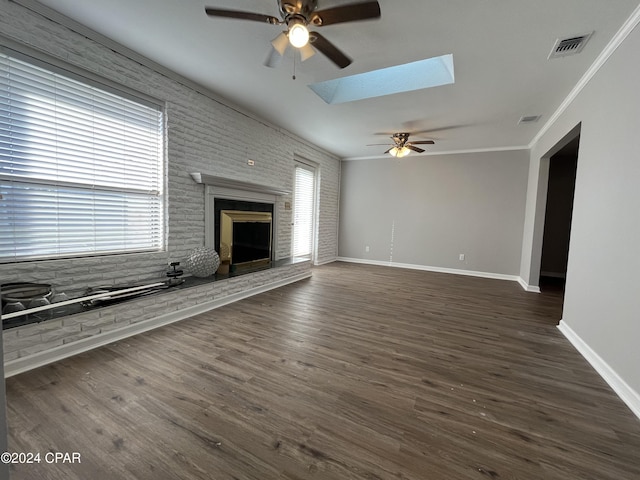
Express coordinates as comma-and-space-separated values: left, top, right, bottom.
5, 262, 640, 479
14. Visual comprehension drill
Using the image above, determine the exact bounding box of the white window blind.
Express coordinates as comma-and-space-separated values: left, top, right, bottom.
0, 50, 164, 262
293, 163, 315, 257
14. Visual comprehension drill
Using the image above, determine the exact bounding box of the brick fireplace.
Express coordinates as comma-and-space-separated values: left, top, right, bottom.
190, 173, 291, 267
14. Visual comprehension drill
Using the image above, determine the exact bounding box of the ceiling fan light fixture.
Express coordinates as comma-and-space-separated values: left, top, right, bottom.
397, 146, 411, 157
288, 20, 310, 48
388, 146, 410, 158
299, 42, 316, 61
271, 32, 289, 56
389, 146, 411, 158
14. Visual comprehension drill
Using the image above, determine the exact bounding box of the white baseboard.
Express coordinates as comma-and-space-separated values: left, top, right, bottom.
314, 257, 337, 266
337, 257, 521, 283
558, 320, 640, 420
4, 272, 311, 378
517, 277, 541, 293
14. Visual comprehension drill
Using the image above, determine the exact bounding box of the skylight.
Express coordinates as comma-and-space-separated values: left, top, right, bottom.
308, 54, 454, 104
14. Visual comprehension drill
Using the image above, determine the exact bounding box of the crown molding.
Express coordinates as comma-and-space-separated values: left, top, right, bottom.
343, 145, 530, 161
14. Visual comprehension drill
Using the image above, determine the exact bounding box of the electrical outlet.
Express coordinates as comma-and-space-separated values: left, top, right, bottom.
365, 245, 370, 253
459, 254, 465, 261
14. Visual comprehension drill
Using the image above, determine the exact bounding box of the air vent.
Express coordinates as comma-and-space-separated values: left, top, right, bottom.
548, 32, 593, 59
518, 115, 541, 125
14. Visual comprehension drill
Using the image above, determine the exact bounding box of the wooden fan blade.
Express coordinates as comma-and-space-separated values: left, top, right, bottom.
410, 140, 435, 145
310, 32, 351, 68
406, 145, 425, 153
310, 1, 381, 26
205, 7, 281, 24
403, 124, 468, 135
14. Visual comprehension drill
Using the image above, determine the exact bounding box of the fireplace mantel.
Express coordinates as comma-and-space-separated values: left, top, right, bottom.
195, 172, 288, 259
190, 172, 291, 196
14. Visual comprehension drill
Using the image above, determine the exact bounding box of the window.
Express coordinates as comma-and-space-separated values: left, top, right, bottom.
0, 49, 164, 262
292, 162, 316, 258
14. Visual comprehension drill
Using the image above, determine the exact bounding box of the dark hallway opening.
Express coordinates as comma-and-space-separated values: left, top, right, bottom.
539, 136, 579, 298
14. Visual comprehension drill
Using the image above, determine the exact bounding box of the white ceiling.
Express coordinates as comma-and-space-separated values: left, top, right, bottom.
35, 0, 640, 159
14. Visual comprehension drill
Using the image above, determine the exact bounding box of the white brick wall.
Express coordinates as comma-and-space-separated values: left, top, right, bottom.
0, 1, 339, 361
317, 158, 342, 265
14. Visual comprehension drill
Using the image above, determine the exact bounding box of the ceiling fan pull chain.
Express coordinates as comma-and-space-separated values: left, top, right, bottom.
292, 51, 297, 80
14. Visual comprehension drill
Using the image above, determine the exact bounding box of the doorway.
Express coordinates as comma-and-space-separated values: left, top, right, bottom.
539, 136, 579, 297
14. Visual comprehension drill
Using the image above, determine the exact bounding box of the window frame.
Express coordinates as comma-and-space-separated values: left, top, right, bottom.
0, 38, 167, 263
292, 159, 318, 262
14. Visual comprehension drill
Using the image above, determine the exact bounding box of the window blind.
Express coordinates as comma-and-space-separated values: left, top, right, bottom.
292, 163, 315, 257
0, 51, 164, 262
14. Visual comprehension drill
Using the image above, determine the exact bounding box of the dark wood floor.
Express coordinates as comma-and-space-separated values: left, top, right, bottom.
5, 262, 640, 479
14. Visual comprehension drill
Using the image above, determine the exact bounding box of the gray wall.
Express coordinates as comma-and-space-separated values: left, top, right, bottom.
339, 150, 529, 276
0, 0, 340, 298
521, 21, 640, 394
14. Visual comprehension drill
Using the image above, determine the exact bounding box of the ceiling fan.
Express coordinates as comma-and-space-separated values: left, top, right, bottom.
204, 0, 381, 69
370, 132, 435, 157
